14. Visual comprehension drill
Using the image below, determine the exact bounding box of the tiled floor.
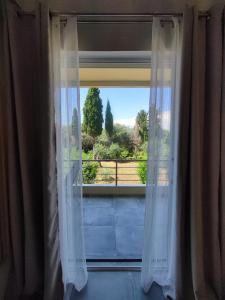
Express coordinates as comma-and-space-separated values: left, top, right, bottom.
70, 272, 165, 300
83, 196, 145, 259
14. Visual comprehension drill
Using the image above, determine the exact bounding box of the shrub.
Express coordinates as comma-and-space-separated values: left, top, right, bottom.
108, 143, 121, 159
82, 161, 99, 184
93, 143, 109, 159
112, 124, 134, 152
138, 152, 148, 184
138, 161, 147, 184
120, 149, 130, 159
96, 130, 111, 147
94, 142, 122, 159
140, 141, 148, 153
82, 150, 93, 160
82, 133, 94, 152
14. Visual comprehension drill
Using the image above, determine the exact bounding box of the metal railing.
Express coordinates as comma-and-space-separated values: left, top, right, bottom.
82, 159, 169, 186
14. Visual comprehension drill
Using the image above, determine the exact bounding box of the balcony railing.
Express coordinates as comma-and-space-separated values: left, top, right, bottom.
82, 159, 169, 186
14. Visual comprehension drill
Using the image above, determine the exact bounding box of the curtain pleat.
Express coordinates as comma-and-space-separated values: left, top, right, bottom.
36, 4, 63, 300
175, 7, 196, 300
0, 1, 13, 298
141, 17, 182, 299
51, 16, 88, 292
0, 0, 11, 266
0, 1, 63, 299
220, 11, 225, 299
177, 5, 225, 300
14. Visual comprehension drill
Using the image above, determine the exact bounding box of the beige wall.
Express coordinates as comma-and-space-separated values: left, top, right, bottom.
16, 0, 225, 12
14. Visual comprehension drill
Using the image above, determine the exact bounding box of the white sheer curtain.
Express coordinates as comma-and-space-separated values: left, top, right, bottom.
141, 17, 182, 298
51, 16, 88, 291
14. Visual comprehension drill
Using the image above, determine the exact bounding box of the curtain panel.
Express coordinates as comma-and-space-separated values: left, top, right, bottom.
141, 17, 182, 299
51, 16, 88, 291
177, 5, 225, 300
0, 1, 63, 299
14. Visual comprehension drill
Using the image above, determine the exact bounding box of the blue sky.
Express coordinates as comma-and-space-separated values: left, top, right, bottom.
80, 87, 171, 128
61, 87, 171, 129
80, 87, 150, 127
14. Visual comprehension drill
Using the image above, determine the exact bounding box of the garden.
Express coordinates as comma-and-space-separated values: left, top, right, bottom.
70, 87, 170, 185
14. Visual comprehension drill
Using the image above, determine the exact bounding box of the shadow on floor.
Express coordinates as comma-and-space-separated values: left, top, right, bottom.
69, 271, 165, 300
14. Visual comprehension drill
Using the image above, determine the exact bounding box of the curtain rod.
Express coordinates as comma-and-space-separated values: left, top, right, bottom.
18, 11, 209, 19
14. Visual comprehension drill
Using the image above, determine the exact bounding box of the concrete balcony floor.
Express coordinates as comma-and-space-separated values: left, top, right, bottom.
71, 273, 165, 300
83, 196, 145, 259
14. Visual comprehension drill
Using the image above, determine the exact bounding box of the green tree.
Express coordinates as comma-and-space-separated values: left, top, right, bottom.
93, 142, 122, 159
132, 123, 142, 151
82, 133, 94, 153
96, 130, 111, 147
105, 99, 114, 138
82, 88, 104, 142
136, 110, 148, 143
112, 124, 134, 153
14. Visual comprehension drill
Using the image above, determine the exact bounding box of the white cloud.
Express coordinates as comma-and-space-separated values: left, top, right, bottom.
114, 111, 171, 130
114, 117, 136, 128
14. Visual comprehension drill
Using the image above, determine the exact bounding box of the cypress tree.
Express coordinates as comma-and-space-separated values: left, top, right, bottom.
105, 99, 114, 138
136, 110, 148, 143
82, 88, 104, 141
